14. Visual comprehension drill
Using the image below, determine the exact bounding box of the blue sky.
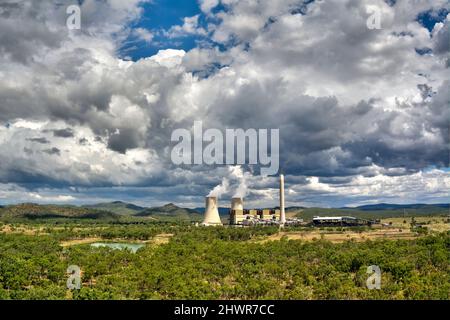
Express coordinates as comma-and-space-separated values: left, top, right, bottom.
417, 7, 449, 31
119, 0, 204, 60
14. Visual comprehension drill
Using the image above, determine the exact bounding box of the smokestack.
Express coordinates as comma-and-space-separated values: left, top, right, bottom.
280, 174, 286, 224
231, 197, 244, 211
202, 196, 223, 226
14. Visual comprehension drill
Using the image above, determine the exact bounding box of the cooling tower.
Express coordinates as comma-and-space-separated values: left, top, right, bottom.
280, 174, 286, 224
231, 197, 244, 211
202, 196, 223, 226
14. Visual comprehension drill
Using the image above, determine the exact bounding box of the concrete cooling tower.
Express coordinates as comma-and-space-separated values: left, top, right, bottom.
202, 196, 223, 226
231, 197, 244, 211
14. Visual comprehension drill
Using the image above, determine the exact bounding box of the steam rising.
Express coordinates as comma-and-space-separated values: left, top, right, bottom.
207, 178, 229, 198
207, 166, 251, 198
230, 166, 250, 198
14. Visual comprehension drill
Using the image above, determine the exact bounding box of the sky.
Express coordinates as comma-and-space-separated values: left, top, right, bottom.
0, 0, 449, 208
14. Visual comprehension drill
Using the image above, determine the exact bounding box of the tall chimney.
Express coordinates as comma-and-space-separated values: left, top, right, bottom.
202, 196, 223, 226
280, 174, 286, 224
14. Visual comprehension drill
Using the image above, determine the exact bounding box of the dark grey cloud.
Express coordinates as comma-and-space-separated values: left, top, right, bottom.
42, 147, 61, 156
0, 2, 21, 18
107, 128, 142, 154
26, 137, 50, 144
51, 128, 74, 138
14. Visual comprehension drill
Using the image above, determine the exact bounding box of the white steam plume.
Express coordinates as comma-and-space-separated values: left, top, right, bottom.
207, 166, 252, 198
207, 177, 229, 198
230, 166, 250, 198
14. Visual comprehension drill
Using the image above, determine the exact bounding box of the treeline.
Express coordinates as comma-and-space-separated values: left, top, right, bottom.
174, 226, 279, 242
1, 222, 278, 242
0, 203, 118, 220
1, 221, 187, 241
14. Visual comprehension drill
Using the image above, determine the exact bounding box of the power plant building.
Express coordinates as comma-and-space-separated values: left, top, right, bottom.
202, 175, 302, 227
229, 208, 281, 225
312, 216, 373, 226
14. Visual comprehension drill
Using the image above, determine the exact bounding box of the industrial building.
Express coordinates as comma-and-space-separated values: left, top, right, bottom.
229, 208, 281, 225
228, 196, 281, 225
227, 175, 302, 226
201, 174, 376, 228
201, 174, 303, 227
312, 216, 374, 226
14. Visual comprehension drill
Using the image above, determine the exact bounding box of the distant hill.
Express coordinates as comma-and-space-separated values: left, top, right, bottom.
83, 201, 145, 216
0, 203, 118, 220
0, 202, 202, 222
136, 203, 202, 221
194, 207, 229, 216
285, 206, 306, 211
345, 203, 450, 211
293, 203, 449, 221
1, 201, 447, 222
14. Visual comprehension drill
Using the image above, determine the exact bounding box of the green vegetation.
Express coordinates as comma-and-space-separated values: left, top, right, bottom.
0, 202, 203, 223
0, 221, 448, 300
0, 202, 448, 300
0, 203, 118, 221
82, 201, 145, 216
135, 203, 203, 221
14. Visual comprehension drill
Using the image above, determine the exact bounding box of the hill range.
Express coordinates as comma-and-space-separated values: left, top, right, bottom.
0, 201, 448, 222
0, 203, 117, 220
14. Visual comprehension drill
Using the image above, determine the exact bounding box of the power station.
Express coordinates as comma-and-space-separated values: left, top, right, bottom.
201, 174, 302, 226
201, 174, 376, 228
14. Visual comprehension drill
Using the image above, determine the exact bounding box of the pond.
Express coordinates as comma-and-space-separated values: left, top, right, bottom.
90, 242, 145, 253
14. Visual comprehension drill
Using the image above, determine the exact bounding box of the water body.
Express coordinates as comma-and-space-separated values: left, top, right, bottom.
90, 242, 144, 253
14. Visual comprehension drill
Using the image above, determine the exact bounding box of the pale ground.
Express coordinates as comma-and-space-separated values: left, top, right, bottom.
150, 233, 173, 245
257, 228, 417, 244
0, 224, 107, 235
0, 224, 46, 235
256, 217, 449, 244
382, 217, 450, 232
60, 237, 102, 247
60, 233, 174, 247
286, 210, 300, 218
0, 223, 174, 246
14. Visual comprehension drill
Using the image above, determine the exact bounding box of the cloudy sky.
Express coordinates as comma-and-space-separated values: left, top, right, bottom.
0, 0, 448, 208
